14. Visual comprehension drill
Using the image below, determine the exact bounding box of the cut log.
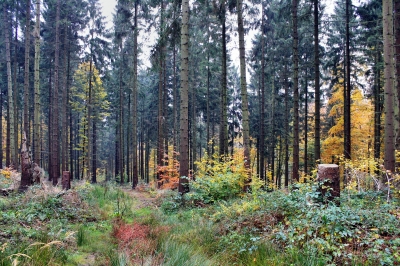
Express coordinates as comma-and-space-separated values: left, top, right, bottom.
317, 164, 340, 202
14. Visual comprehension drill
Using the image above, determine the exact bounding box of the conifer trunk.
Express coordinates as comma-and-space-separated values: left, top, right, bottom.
51, 0, 61, 186
259, 5, 265, 182
23, 0, 31, 147
292, 0, 299, 181
132, 1, 138, 188
179, 0, 190, 193
314, 0, 321, 163
3, 5, 16, 168
383, 0, 395, 172
33, 0, 41, 165
344, 0, 351, 160
220, 6, 228, 157
237, 0, 251, 190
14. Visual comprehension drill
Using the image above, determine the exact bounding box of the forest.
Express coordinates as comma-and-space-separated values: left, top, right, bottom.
0, 0, 400, 265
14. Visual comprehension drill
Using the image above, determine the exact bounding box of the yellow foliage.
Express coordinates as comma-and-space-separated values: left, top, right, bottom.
322, 84, 373, 163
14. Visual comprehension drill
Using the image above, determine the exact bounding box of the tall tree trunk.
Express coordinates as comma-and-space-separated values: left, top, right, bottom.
132, 0, 139, 188
119, 44, 124, 183
383, 0, 395, 172
237, 0, 251, 190
284, 68, 289, 188
48, 68, 52, 178
259, 5, 265, 182
344, 0, 351, 159
33, 0, 41, 165
292, 0, 299, 181
92, 118, 97, 183
374, 51, 382, 160
192, 73, 197, 173
270, 76, 276, 186
13, 9, 19, 170
220, 6, 228, 157
173, 38, 179, 156
51, 0, 61, 186
61, 26, 69, 172
87, 52, 93, 179
23, 0, 31, 147
157, 60, 164, 186
179, 0, 190, 193
3, 5, 16, 168
314, 0, 321, 163
394, 0, 400, 151
304, 65, 308, 175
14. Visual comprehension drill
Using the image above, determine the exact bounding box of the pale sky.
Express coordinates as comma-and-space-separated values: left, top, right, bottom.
100, 0, 116, 29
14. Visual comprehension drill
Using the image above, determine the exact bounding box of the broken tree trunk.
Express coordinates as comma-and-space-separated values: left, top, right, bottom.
19, 131, 32, 191
317, 164, 340, 203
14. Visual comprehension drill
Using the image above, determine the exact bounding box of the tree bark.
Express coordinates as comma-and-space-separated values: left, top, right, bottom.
394, 0, 400, 151
23, 0, 31, 147
132, 0, 139, 189
292, 0, 299, 181
383, 0, 396, 172
33, 0, 41, 165
179, 0, 190, 193
237, 0, 251, 190
220, 5, 228, 157
51, 0, 61, 186
3, 5, 16, 168
314, 0, 321, 163
344, 0, 351, 159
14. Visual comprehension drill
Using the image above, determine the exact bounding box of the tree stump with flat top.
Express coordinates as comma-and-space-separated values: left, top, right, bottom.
317, 164, 340, 202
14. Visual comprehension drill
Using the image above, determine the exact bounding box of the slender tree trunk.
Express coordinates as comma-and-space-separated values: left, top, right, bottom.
61, 26, 69, 172
179, 0, 190, 193
344, 0, 351, 160
33, 0, 41, 165
394, 0, 400, 151
284, 67, 289, 187
48, 68, 52, 179
13, 10, 19, 170
304, 65, 308, 175
292, 0, 299, 181
314, 0, 321, 164
383, 0, 395, 172
4, 6, 16, 168
132, 1, 139, 188
87, 52, 93, 179
119, 44, 124, 183
237, 0, 251, 190
51, 0, 61, 186
220, 7, 228, 157
173, 39, 178, 156
260, 5, 265, 182
23, 0, 31, 147
270, 75, 276, 186
374, 51, 382, 160
92, 118, 97, 183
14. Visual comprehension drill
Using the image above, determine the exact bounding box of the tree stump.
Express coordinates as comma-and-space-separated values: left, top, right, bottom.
62, 171, 71, 190
317, 164, 340, 202
19, 132, 33, 191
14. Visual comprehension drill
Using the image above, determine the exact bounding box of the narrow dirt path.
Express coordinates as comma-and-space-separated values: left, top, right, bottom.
121, 187, 159, 209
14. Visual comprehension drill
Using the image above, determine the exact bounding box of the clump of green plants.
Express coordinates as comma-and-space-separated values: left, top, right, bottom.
184, 153, 262, 205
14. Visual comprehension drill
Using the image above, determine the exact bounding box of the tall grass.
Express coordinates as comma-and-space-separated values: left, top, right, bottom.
161, 238, 218, 266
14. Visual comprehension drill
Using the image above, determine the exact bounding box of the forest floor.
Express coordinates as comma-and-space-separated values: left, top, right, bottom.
1, 170, 400, 265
